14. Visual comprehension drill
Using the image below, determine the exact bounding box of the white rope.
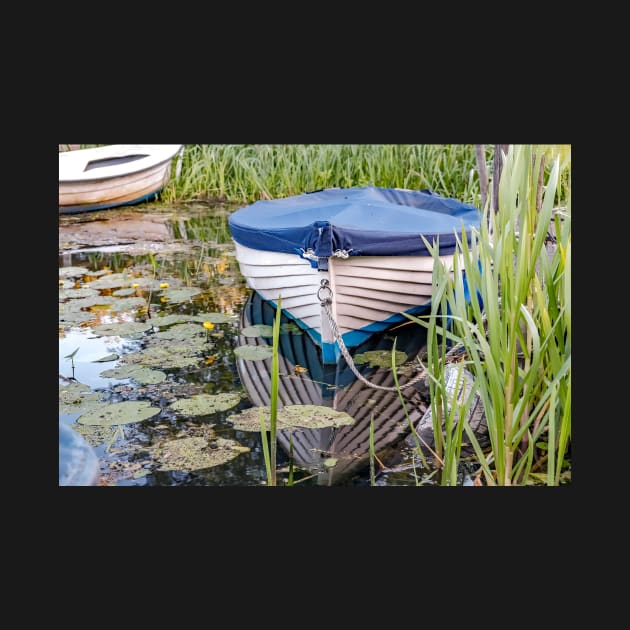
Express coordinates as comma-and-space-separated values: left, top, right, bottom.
320, 291, 463, 391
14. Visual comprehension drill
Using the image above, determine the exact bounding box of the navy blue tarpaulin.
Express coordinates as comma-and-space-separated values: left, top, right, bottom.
228, 186, 481, 267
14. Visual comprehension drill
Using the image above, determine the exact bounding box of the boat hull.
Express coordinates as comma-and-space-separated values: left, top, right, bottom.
234, 241, 457, 363
59, 144, 183, 214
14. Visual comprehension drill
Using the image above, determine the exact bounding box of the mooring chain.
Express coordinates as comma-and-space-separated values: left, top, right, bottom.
318, 279, 462, 392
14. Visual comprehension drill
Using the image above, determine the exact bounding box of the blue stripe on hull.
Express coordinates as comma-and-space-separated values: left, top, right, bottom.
264, 299, 433, 364
58, 189, 163, 214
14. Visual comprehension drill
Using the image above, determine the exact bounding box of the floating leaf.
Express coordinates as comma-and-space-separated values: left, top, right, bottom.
159, 288, 202, 303
152, 436, 248, 472
190, 312, 233, 324
77, 401, 161, 426
86, 273, 133, 289
121, 343, 205, 369
59, 287, 99, 300
228, 405, 356, 432
240, 324, 273, 337
353, 349, 408, 368
59, 383, 105, 414
91, 321, 154, 338
234, 345, 273, 361
108, 297, 147, 312
168, 393, 242, 416
72, 423, 116, 448
155, 323, 205, 341
92, 353, 119, 363
99, 365, 167, 385
112, 287, 138, 297
59, 266, 90, 279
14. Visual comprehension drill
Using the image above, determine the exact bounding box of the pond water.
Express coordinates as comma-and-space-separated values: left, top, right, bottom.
59, 203, 458, 486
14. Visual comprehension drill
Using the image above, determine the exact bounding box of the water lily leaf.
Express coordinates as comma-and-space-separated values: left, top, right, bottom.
149, 314, 200, 327
133, 469, 150, 479
86, 273, 134, 289
159, 288, 202, 303
59, 383, 105, 414
190, 312, 233, 324
168, 393, 242, 416
93, 353, 119, 363
353, 349, 408, 368
112, 287, 138, 297
72, 423, 116, 447
92, 321, 154, 337
100, 365, 167, 384
228, 405, 355, 431
67, 295, 117, 310
152, 436, 248, 472
121, 343, 205, 369
64, 347, 80, 359
59, 267, 90, 279
155, 323, 205, 341
234, 345, 273, 361
59, 287, 99, 300
108, 297, 147, 312
240, 324, 273, 337
77, 401, 161, 426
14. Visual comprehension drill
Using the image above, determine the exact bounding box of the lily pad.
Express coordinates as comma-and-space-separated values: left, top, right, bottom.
234, 345, 273, 361
72, 423, 116, 448
92, 353, 119, 363
240, 324, 273, 337
59, 267, 90, 280
108, 297, 147, 312
86, 273, 134, 290
67, 295, 117, 310
353, 349, 408, 368
121, 343, 206, 369
228, 405, 356, 432
190, 312, 234, 324
59, 287, 99, 300
149, 314, 201, 327
159, 288, 202, 303
155, 323, 205, 341
77, 401, 161, 426
112, 287, 139, 297
152, 436, 249, 472
168, 393, 242, 416
91, 321, 154, 338
58, 310, 95, 325
99, 365, 167, 385
59, 383, 105, 414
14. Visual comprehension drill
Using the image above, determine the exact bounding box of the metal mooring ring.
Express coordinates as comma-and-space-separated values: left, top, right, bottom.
317, 281, 333, 303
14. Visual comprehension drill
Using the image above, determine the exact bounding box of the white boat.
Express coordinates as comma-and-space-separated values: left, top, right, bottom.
229, 186, 481, 363
59, 144, 184, 214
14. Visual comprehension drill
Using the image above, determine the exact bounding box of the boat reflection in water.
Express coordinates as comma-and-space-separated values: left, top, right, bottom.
235, 290, 430, 485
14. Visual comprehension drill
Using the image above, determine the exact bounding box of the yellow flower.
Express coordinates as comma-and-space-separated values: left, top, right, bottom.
203, 322, 215, 330
160, 282, 169, 289
82, 284, 90, 289
204, 356, 216, 365
160, 296, 169, 303
132, 282, 139, 288
294, 365, 308, 374
59, 280, 64, 286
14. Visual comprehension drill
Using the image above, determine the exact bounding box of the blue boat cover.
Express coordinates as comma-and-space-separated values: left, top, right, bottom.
228, 186, 480, 264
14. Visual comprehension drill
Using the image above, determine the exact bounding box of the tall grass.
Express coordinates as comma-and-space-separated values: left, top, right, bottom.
161, 144, 487, 206
405, 144, 571, 485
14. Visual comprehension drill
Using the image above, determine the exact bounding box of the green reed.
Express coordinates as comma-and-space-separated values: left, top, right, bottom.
259, 296, 282, 486
405, 145, 571, 485
161, 145, 487, 206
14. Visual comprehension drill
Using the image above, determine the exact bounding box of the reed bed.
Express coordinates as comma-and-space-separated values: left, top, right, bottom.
405, 145, 571, 485
162, 144, 487, 206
